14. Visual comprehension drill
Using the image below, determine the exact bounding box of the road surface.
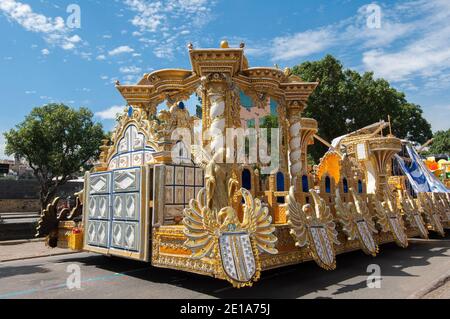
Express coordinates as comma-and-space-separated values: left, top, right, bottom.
0, 235, 449, 299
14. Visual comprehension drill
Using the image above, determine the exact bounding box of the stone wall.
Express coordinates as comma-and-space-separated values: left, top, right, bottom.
0, 180, 83, 212
0, 199, 40, 213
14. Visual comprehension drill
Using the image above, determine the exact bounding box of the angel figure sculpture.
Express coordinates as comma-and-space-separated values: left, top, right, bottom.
399, 191, 429, 239
418, 193, 445, 237
373, 190, 409, 248
335, 188, 378, 256
286, 187, 340, 270
191, 145, 239, 211
183, 185, 278, 288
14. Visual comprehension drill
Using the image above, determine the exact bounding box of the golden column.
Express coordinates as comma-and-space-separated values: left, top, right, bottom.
189, 42, 245, 212
286, 103, 317, 191
189, 41, 244, 154
299, 118, 318, 173
367, 136, 402, 198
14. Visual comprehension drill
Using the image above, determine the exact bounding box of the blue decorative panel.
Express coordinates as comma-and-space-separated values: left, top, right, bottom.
302, 175, 309, 193
242, 169, 252, 190
276, 172, 285, 192
325, 176, 331, 193
358, 180, 363, 193
343, 178, 349, 193
276, 172, 285, 204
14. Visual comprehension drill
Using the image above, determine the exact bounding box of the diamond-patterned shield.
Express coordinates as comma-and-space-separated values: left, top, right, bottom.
309, 225, 335, 269
412, 214, 428, 239
219, 232, 256, 283
389, 217, 408, 247
356, 219, 377, 255
432, 214, 444, 235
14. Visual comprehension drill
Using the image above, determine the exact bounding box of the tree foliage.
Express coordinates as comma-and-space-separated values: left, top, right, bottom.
4, 104, 105, 210
428, 129, 450, 155
292, 55, 433, 162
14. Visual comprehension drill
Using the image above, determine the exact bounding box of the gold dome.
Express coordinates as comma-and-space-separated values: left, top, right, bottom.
220, 40, 229, 48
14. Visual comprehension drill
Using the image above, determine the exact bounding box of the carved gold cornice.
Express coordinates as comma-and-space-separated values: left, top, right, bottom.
116, 45, 318, 116
189, 48, 245, 76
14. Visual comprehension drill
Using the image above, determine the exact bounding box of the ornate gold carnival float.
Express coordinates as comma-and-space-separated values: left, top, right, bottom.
37, 41, 450, 288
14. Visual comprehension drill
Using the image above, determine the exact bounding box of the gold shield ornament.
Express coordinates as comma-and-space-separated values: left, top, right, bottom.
287, 187, 340, 270
399, 191, 428, 239
218, 231, 256, 283
335, 188, 378, 256
183, 188, 278, 288
373, 191, 408, 248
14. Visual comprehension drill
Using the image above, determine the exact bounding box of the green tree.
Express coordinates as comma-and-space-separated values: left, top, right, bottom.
260, 114, 279, 150
428, 129, 450, 155
292, 55, 433, 161
4, 104, 105, 210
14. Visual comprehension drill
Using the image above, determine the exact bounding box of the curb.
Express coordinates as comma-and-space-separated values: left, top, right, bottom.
407, 270, 450, 299
0, 251, 80, 263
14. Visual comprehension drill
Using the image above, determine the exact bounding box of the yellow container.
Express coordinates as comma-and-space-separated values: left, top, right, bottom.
69, 230, 84, 251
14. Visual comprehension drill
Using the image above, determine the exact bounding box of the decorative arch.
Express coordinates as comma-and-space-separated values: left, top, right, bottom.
108, 124, 156, 170
316, 151, 342, 186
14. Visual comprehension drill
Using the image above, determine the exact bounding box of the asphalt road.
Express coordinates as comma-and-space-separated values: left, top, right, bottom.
0, 234, 449, 299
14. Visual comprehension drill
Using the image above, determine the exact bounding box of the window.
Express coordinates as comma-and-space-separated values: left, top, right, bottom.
343, 178, 349, 193
276, 172, 285, 203
302, 175, 309, 193
325, 176, 331, 193
358, 180, 363, 193
242, 169, 252, 190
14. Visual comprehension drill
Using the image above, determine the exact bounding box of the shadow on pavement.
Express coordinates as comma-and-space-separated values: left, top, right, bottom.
0, 264, 50, 279
57, 233, 450, 299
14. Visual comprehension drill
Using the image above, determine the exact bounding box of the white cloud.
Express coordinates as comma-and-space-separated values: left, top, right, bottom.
247, 0, 450, 91
119, 66, 142, 74
153, 44, 174, 59
122, 74, 139, 84
108, 45, 135, 56
0, 0, 82, 51
123, 0, 215, 59
41, 48, 50, 55
96, 54, 106, 61
271, 28, 336, 61
95, 106, 125, 120
362, 1, 450, 83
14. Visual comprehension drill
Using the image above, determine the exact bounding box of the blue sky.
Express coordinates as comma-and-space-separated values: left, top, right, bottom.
0, 0, 449, 159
